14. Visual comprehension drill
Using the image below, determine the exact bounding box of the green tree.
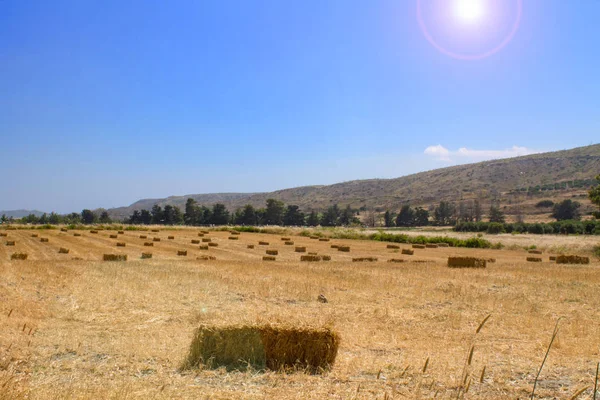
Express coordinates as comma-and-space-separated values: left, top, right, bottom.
589, 175, 600, 218
414, 207, 430, 226
140, 209, 152, 225
283, 205, 305, 226
184, 198, 200, 225
237, 204, 258, 225
306, 211, 320, 226
39, 213, 48, 224
0, 214, 7, 224
396, 205, 415, 227
488, 205, 506, 223
321, 204, 340, 226
48, 212, 61, 224
210, 203, 230, 225
99, 211, 111, 224
264, 199, 285, 225
551, 199, 581, 221
433, 201, 455, 226
473, 199, 482, 222
81, 209, 97, 224
151, 205, 164, 224
163, 205, 177, 225
339, 205, 354, 226
383, 211, 395, 227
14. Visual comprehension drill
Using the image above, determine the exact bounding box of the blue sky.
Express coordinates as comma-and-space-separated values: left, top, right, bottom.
1, 0, 599, 213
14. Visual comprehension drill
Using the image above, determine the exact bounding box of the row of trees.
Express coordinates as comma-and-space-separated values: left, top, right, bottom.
5, 209, 112, 225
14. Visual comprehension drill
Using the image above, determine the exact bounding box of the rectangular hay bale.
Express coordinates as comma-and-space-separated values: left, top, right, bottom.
182, 325, 339, 373
447, 257, 486, 268
401, 249, 414, 255
177, 250, 188, 256
386, 244, 400, 249
197, 255, 216, 261
526, 257, 542, 262
5, 241, 15, 246
301, 255, 321, 262
266, 250, 278, 256
247, 244, 255, 249
153, 238, 161, 242
208, 242, 219, 247
259, 241, 269, 245
11, 253, 28, 260
141, 253, 152, 259
192, 239, 200, 244
40, 238, 49, 243
412, 244, 425, 249
263, 256, 276, 261
103, 254, 127, 262
74, 233, 81, 237
202, 238, 212, 243
144, 242, 154, 247
425, 244, 438, 249
199, 245, 209, 250
58, 248, 70, 254
110, 234, 118, 239
337, 246, 350, 252
352, 257, 378, 262
228, 236, 239, 240
555, 255, 590, 264
528, 249, 543, 254
116, 242, 126, 247
168, 236, 175, 240
295, 246, 306, 253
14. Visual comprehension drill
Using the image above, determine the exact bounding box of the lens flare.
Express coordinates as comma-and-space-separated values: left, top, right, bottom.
417, 0, 522, 60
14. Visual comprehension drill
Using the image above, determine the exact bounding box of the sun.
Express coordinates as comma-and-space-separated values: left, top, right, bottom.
453, 0, 486, 25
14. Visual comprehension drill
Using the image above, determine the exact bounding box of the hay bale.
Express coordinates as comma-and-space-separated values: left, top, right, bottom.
73, 233, 81, 237
90, 230, 98, 234
118, 231, 124, 234
247, 244, 255, 249
487, 258, 496, 263
151, 229, 160, 233
266, 250, 278, 256
228, 236, 239, 240
447, 257, 486, 268
352, 257, 378, 262
182, 325, 339, 373
319, 238, 330, 242
144, 242, 154, 247
281, 237, 291, 241
0, 233, 7, 237
178, 250, 188, 256
337, 246, 350, 252
285, 241, 294, 245
168, 236, 175, 240
528, 249, 543, 254
437, 243, 450, 248
549, 256, 557, 261
198, 233, 205, 237
31, 233, 39, 238
322, 255, 331, 261
71, 257, 83, 261
330, 245, 339, 249
116, 242, 126, 247
295, 247, 306, 253
412, 244, 425, 249
208, 242, 219, 247
110, 234, 118, 239
425, 244, 438, 249
202, 238, 212, 243
40, 238, 49, 243
197, 255, 216, 261
388, 259, 405, 263
201, 230, 210, 234
230, 231, 240, 235
153, 237, 161, 242
259, 241, 269, 246
191, 239, 200, 244
263, 256, 276, 261
402, 249, 414, 255
139, 235, 147, 239
301, 255, 322, 262
103, 254, 127, 262
527, 257, 542, 262
5, 241, 15, 246
141, 253, 152, 259
199, 245, 209, 250
58, 248, 70, 254
556, 255, 590, 264
309, 236, 319, 240
386, 244, 400, 249
308, 252, 318, 255
11, 253, 27, 260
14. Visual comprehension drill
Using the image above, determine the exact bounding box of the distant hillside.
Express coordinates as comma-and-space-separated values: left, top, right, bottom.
108, 144, 600, 221
0, 209, 46, 218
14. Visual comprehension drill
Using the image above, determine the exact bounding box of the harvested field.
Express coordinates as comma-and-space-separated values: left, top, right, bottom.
1, 226, 599, 399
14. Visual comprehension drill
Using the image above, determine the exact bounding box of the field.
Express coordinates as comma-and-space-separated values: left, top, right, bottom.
1, 227, 599, 399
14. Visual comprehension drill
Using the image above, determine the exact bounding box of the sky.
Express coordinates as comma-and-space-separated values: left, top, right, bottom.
1, 0, 599, 213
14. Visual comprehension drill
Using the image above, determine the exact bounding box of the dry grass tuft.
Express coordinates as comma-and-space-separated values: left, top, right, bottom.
182, 325, 339, 373
10, 252, 28, 260
447, 257, 487, 268
58, 248, 70, 254
103, 254, 127, 262
556, 255, 590, 264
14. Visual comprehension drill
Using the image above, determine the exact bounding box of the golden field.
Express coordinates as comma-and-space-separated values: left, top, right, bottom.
1, 227, 599, 399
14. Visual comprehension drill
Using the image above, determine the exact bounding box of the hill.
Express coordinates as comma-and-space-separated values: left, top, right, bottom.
107, 144, 600, 221
0, 209, 46, 219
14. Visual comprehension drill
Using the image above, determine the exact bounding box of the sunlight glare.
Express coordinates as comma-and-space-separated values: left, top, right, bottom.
453, 0, 486, 25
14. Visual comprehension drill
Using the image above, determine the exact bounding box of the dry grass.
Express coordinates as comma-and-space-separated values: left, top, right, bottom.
1, 227, 600, 399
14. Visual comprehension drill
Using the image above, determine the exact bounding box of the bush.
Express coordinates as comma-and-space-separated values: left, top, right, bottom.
486, 222, 505, 234
536, 200, 554, 208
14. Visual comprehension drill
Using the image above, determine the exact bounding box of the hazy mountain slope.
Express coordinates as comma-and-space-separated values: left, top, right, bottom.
107, 144, 600, 220
0, 209, 46, 218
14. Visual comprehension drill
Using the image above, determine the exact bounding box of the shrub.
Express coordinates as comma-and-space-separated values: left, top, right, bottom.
486, 222, 505, 234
